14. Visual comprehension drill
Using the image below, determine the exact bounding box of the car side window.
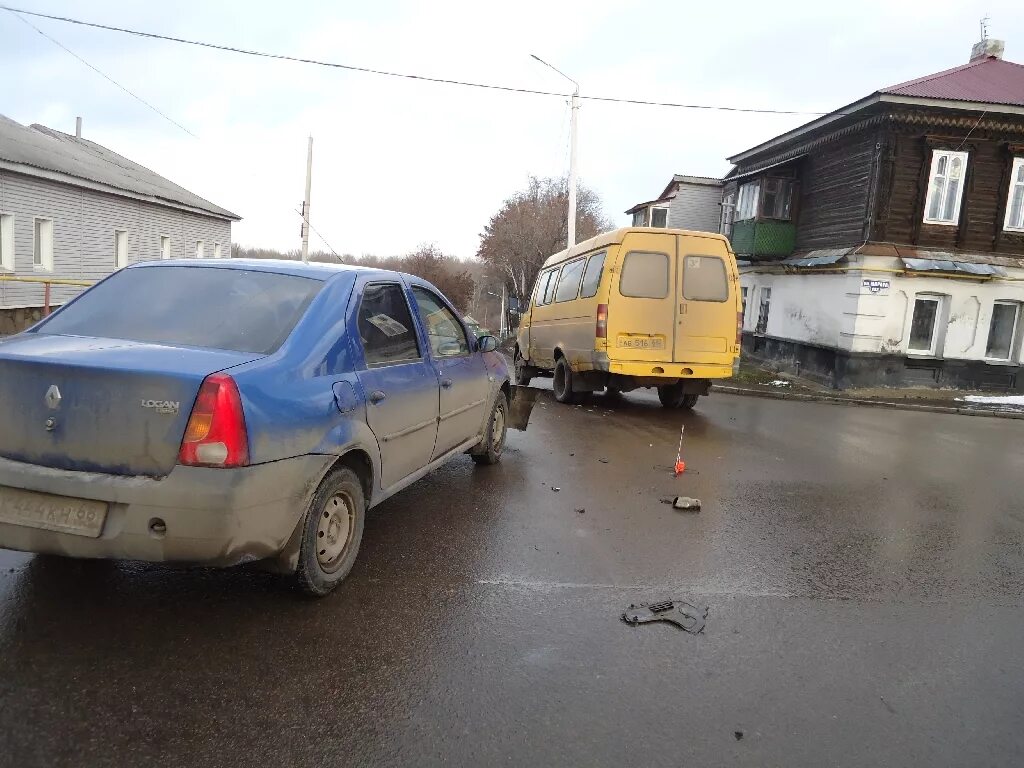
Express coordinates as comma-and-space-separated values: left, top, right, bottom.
357, 282, 421, 367
554, 258, 586, 303
411, 286, 471, 358
580, 251, 606, 298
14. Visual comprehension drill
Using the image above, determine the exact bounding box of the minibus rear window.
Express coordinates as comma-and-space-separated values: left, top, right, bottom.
682, 255, 729, 302
620, 251, 669, 299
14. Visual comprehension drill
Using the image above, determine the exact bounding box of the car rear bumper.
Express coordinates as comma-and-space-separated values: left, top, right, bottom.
0, 454, 333, 568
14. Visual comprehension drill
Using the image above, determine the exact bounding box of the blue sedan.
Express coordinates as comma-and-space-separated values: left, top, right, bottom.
0, 260, 519, 595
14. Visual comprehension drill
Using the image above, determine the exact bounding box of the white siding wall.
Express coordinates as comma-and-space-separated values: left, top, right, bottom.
0, 170, 232, 309
741, 257, 1024, 363
667, 182, 723, 233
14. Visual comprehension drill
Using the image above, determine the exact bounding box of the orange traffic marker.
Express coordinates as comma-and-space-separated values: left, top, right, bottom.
674, 426, 686, 476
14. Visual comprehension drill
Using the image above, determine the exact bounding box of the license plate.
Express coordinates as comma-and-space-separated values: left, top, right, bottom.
0, 486, 108, 538
618, 335, 666, 350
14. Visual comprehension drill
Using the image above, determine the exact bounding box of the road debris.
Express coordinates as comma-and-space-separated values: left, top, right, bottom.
598, 458, 610, 464
674, 425, 686, 476
621, 599, 708, 633
552, 487, 561, 492
673, 496, 701, 511
734, 731, 744, 741
575, 508, 585, 514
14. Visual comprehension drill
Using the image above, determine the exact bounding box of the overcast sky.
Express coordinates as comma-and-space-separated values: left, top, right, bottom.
2, 0, 1021, 258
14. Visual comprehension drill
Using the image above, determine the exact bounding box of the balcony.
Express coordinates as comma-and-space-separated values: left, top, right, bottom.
730, 220, 796, 258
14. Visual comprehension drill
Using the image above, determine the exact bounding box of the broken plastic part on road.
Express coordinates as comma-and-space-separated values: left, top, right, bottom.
673, 497, 701, 511
621, 600, 708, 633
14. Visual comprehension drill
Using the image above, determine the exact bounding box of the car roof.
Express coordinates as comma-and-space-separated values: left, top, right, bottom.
540, 227, 732, 269
127, 258, 378, 281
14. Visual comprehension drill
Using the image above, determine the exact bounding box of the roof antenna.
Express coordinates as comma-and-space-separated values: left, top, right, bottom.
980, 15, 990, 41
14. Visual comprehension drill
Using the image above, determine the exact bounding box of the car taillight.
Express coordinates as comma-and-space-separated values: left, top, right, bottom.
596, 304, 608, 339
178, 373, 249, 468
737, 311, 744, 346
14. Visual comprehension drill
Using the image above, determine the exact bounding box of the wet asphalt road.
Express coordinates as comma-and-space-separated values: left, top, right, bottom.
1, 389, 1023, 767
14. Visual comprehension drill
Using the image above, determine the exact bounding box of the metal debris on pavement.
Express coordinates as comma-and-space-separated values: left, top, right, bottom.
552, 487, 561, 492
621, 600, 709, 633
673, 497, 701, 511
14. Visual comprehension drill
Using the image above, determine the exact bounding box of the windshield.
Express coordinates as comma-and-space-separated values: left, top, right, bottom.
34, 266, 322, 354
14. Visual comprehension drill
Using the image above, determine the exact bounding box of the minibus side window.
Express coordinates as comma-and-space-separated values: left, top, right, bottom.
543, 267, 560, 304
554, 258, 586, 303
534, 269, 555, 306
580, 252, 606, 298
619, 251, 669, 299
682, 255, 729, 302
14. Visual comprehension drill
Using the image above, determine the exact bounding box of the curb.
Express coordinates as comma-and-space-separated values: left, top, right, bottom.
712, 384, 1024, 420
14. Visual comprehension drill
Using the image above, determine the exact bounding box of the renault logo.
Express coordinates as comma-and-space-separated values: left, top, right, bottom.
45, 385, 62, 410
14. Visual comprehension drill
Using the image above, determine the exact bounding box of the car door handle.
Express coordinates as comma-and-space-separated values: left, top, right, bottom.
441, 379, 453, 389
369, 390, 387, 404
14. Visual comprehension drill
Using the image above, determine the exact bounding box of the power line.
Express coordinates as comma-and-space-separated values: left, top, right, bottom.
0, 5, 829, 117
5, 8, 197, 137
294, 207, 341, 261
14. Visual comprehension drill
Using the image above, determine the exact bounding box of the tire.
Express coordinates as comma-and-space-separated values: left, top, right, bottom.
294, 466, 366, 596
513, 347, 533, 386
553, 357, 577, 404
657, 383, 699, 410
472, 392, 509, 465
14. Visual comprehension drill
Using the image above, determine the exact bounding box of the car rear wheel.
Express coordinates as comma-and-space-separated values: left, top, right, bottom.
472, 392, 508, 465
513, 347, 533, 386
294, 467, 366, 596
657, 383, 699, 410
553, 357, 577, 404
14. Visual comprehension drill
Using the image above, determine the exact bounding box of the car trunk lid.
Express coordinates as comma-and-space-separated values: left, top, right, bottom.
0, 334, 261, 477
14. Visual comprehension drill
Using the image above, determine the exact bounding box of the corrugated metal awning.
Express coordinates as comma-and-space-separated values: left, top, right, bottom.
730, 154, 807, 182
781, 247, 853, 267
901, 258, 1006, 276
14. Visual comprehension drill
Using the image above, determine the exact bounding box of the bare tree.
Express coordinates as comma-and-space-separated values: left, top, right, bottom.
476, 176, 613, 302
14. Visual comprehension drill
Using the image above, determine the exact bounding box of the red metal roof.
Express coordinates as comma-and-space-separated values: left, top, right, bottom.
880, 56, 1024, 106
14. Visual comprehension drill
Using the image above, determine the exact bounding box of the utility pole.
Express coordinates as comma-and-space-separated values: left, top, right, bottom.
301, 135, 313, 264
567, 89, 579, 247
531, 54, 580, 247
500, 284, 507, 338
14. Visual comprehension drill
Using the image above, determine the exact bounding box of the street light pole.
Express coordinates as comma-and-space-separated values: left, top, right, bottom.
531, 54, 579, 248
301, 135, 313, 264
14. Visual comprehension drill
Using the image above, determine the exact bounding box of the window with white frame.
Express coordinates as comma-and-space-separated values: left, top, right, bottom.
195, 240, 204, 259
33, 218, 54, 271
213, 242, 222, 259
736, 181, 759, 221
923, 150, 968, 225
650, 207, 669, 228
721, 193, 735, 238
160, 235, 171, 259
985, 301, 1020, 360
908, 295, 943, 354
1004, 158, 1024, 232
0, 214, 13, 271
114, 229, 128, 269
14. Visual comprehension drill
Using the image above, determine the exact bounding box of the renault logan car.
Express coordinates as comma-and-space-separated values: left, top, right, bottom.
0, 260, 514, 595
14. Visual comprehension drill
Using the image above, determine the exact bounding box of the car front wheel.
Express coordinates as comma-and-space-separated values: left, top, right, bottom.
294, 466, 366, 596
472, 392, 508, 465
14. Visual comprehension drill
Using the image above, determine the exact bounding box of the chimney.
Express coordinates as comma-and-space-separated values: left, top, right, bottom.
75, 116, 82, 138
970, 38, 1005, 61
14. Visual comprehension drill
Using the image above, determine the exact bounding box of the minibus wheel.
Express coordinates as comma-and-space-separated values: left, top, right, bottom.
658, 383, 699, 410
514, 347, 533, 386
553, 357, 577, 404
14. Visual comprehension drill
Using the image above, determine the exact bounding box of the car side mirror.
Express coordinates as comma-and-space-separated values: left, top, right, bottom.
476, 335, 498, 353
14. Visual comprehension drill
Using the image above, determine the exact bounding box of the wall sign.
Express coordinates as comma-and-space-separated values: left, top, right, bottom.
863, 279, 890, 294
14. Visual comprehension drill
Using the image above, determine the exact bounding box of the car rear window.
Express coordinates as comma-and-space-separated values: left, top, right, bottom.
619, 251, 669, 299
682, 255, 729, 302
35, 266, 322, 354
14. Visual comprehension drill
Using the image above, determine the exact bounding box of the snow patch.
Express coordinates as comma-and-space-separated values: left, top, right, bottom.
769, 380, 791, 387
960, 395, 1024, 407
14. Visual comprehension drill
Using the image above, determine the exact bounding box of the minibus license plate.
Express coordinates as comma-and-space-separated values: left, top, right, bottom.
618, 335, 665, 350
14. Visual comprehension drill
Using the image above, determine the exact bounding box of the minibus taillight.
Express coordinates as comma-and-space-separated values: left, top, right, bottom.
596, 304, 608, 338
